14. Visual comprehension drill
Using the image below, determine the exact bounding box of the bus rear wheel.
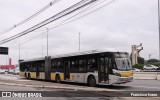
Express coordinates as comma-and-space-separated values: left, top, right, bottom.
88, 76, 96, 87
28, 73, 31, 79
56, 74, 61, 83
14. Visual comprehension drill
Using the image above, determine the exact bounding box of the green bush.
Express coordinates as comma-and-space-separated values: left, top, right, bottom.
132, 64, 144, 69
145, 62, 160, 67
147, 59, 159, 63
146, 59, 160, 66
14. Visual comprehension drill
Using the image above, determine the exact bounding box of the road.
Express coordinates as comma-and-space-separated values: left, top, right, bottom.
123, 79, 160, 91
0, 82, 122, 100
0, 74, 160, 91
0, 74, 20, 80
0, 82, 159, 100
0, 74, 160, 100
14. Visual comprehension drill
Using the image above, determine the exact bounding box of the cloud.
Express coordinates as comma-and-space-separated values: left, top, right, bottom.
0, 0, 159, 65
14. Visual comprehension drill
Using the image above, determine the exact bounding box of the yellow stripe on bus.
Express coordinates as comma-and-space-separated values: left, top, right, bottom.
120, 72, 133, 77
50, 73, 64, 81
19, 72, 25, 77
60, 73, 64, 80
70, 74, 72, 81
30, 72, 36, 78
51, 73, 56, 80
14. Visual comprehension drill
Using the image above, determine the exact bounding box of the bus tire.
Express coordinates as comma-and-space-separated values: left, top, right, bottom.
88, 75, 96, 87
28, 73, 31, 79
55, 74, 61, 83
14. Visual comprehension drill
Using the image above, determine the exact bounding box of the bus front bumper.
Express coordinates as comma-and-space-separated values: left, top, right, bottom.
110, 75, 133, 84
118, 76, 133, 83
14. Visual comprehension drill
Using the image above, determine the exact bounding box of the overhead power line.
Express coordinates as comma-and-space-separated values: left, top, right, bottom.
0, 0, 61, 35
20, 31, 46, 45
11, 0, 117, 47
49, 0, 117, 30
0, 0, 100, 45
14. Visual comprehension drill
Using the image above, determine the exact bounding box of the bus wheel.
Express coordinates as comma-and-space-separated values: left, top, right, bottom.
56, 74, 61, 83
88, 76, 96, 87
28, 74, 31, 79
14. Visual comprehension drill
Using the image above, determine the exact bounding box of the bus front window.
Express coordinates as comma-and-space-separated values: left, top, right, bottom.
115, 58, 132, 71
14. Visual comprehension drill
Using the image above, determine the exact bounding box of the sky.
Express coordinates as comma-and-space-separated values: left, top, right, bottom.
0, 0, 159, 65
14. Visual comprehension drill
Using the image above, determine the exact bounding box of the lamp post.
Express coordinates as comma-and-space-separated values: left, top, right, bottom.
46, 28, 49, 56
19, 44, 20, 60
78, 33, 81, 51
42, 45, 43, 57
158, 0, 160, 61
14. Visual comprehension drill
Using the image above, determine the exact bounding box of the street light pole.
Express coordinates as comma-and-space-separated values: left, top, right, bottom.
46, 28, 49, 56
19, 44, 20, 60
78, 33, 81, 51
158, 0, 160, 61
42, 45, 43, 57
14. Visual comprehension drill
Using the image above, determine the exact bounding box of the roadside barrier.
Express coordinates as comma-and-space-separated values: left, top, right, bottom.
133, 72, 160, 80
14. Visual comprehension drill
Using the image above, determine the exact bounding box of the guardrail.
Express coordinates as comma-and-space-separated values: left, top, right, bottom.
133, 72, 160, 80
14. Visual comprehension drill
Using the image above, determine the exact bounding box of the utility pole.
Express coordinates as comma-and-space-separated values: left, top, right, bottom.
158, 0, 160, 61
42, 45, 43, 57
78, 33, 81, 51
46, 28, 49, 56
19, 44, 20, 60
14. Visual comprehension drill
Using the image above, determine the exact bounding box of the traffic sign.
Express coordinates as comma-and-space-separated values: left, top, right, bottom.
0, 47, 8, 55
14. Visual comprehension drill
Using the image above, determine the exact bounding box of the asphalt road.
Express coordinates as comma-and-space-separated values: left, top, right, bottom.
0, 74, 160, 99
0, 84, 120, 100
0, 83, 159, 100
123, 79, 160, 91
0, 74, 160, 91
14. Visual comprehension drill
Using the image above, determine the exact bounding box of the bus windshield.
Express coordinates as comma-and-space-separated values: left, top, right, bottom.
115, 58, 132, 71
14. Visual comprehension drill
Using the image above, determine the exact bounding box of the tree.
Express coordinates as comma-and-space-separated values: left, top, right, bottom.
146, 59, 160, 66
138, 57, 144, 64
147, 59, 159, 63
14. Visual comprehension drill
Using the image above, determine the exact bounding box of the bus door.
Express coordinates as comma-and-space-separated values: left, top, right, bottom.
64, 59, 70, 80
99, 57, 109, 83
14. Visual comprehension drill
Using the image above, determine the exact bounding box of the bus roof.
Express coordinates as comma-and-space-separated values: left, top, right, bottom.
20, 57, 45, 63
20, 49, 128, 63
51, 49, 123, 58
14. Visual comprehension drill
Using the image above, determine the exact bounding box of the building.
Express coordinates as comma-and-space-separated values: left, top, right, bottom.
0, 58, 15, 70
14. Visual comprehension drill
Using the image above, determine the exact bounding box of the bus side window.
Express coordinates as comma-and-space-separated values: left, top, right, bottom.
100, 58, 104, 72
108, 58, 113, 74
71, 60, 75, 69
87, 59, 91, 71
58, 60, 63, 69
92, 58, 98, 71
87, 58, 97, 72
40, 61, 45, 72
79, 59, 86, 72
105, 57, 108, 73
52, 60, 57, 69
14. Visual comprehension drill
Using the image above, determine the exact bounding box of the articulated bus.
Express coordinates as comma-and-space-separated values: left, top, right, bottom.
19, 50, 133, 86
